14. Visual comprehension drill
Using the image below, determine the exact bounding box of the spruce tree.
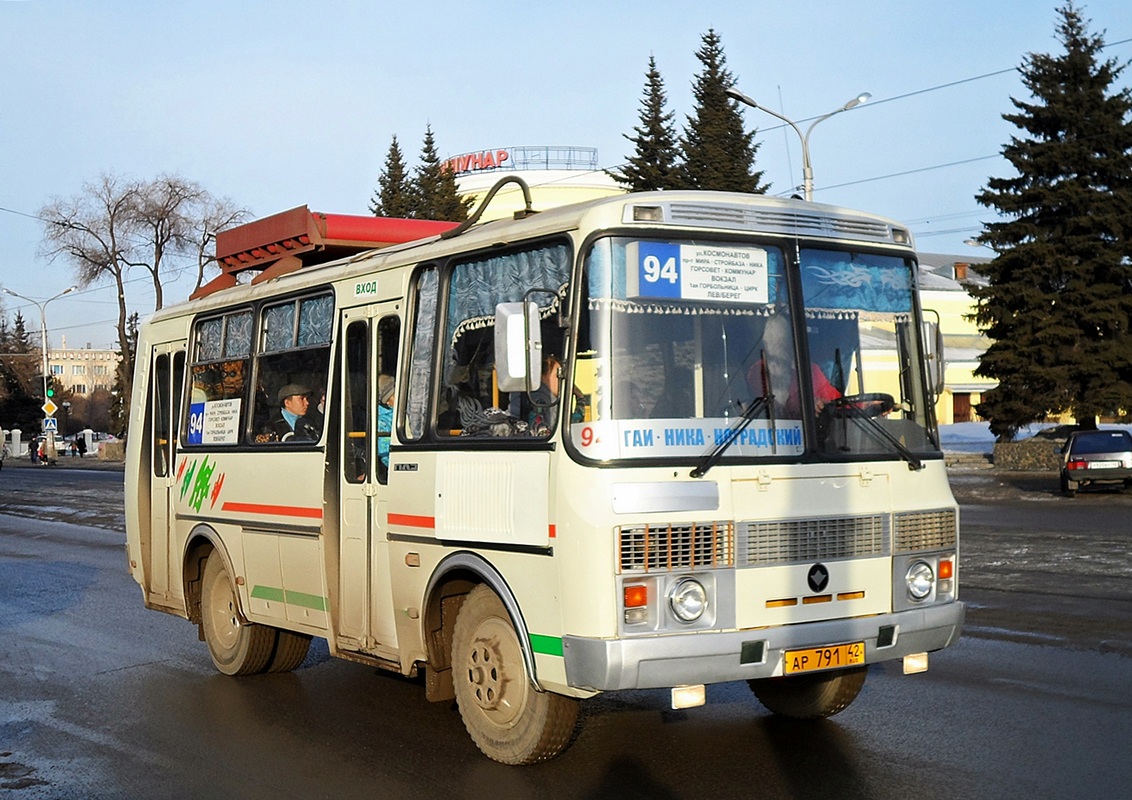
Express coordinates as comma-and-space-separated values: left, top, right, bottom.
972, 2, 1132, 439
414, 124, 472, 222
612, 56, 681, 191
679, 29, 766, 193
370, 135, 415, 218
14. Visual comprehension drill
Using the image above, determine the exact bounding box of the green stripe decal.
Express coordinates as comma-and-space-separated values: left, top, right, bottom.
250, 585, 327, 612
528, 633, 564, 657
250, 585, 285, 603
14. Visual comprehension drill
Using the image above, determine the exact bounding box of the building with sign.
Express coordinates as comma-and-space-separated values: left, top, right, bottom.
449, 145, 624, 221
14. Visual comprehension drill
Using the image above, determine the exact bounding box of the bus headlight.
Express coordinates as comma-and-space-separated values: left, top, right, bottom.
669, 578, 708, 622
905, 560, 935, 601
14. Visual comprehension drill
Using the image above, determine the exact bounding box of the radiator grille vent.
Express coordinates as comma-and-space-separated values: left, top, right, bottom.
740, 514, 889, 566
618, 522, 735, 573
894, 509, 957, 553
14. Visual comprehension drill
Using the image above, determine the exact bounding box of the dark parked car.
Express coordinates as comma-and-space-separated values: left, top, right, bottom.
1060, 429, 1132, 496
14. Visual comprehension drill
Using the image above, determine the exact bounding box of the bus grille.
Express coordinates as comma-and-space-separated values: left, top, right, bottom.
739, 514, 889, 566
618, 522, 734, 573
894, 509, 957, 553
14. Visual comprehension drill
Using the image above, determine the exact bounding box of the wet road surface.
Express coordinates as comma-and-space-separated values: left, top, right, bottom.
2, 464, 1130, 799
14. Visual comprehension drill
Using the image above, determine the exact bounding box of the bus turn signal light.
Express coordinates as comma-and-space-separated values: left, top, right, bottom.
624, 584, 648, 608
938, 559, 953, 580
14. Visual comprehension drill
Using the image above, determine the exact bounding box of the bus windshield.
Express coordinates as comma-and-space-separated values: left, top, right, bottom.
569, 236, 939, 464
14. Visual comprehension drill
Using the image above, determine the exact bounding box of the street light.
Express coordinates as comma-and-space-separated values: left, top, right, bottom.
1, 284, 78, 460
726, 87, 871, 201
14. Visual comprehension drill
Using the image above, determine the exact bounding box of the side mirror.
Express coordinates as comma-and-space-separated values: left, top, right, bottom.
495, 302, 541, 392
922, 310, 946, 396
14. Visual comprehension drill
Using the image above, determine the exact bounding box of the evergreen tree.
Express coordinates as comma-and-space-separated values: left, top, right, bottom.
612, 56, 682, 191
370, 135, 415, 218
0, 311, 42, 428
10, 311, 33, 355
972, 2, 1132, 440
679, 29, 766, 193
413, 124, 472, 222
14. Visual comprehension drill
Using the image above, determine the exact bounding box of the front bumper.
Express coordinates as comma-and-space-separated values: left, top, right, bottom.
562, 601, 964, 691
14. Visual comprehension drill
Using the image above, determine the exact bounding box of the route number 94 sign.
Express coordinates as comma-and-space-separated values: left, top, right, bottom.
626, 241, 769, 305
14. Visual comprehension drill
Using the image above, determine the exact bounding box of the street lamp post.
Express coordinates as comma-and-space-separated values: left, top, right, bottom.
1, 285, 78, 461
726, 87, 870, 201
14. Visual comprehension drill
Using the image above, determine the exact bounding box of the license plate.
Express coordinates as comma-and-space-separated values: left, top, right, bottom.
784, 642, 865, 674
1089, 460, 1120, 469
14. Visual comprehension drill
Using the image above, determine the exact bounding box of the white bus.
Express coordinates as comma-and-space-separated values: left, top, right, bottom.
126, 183, 963, 764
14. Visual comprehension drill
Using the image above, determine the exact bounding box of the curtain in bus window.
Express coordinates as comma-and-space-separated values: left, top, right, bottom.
446, 244, 571, 347
405, 267, 438, 441
800, 251, 912, 314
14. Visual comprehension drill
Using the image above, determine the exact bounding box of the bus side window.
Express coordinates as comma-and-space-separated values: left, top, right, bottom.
343, 321, 368, 482
186, 310, 252, 447
375, 316, 400, 483
253, 293, 333, 445
439, 243, 571, 438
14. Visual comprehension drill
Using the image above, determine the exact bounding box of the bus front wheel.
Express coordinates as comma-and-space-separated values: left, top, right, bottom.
452, 585, 579, 764
748, 666, 867, 719
200, 554, 276, 676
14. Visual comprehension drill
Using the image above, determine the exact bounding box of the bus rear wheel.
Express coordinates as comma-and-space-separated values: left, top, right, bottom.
200, 554, 276, 676
748, 666, 867, 719
452, 585, 579, 764
265, 629, 312, 673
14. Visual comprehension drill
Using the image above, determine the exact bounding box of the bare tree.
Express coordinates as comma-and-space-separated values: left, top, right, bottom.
39, 172, 249, 435
133, 174, 206, 311
39, 173, 142, 422
190, 196, 250, 294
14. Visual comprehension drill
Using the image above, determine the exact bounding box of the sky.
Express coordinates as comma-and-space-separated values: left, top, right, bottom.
1, 0, 1130, 350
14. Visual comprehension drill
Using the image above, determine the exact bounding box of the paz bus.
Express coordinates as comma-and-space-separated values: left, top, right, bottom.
125, 179, 964, 764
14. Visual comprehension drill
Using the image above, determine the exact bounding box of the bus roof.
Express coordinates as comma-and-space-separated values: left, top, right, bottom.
178, 189, 914, 312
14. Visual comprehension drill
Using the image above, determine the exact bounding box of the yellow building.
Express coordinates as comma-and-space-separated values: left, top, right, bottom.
917, 255, 995, 424
49, 335, 120, 395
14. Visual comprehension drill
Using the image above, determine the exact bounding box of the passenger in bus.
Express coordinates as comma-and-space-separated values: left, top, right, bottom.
377, 375, 394, 467
272, 384, 321, 441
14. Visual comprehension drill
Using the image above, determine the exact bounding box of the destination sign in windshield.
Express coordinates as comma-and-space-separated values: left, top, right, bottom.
626, 242, 769, 305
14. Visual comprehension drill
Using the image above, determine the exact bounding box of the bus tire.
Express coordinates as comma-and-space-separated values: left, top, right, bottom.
452, 585, 578, 764
200, 554, 276, 676
265, 629, 312, 673
748, 666, 867, 719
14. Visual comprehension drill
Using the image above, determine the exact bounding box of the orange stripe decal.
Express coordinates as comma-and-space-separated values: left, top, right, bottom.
388, 513, 436, 529
221, 501, 323, 519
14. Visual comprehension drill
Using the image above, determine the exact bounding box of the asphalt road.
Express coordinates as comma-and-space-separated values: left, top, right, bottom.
2, 463, 1130, 799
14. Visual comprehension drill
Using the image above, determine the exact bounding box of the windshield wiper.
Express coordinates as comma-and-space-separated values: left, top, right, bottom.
691, 394, 774, 479
834, 407, 924, 471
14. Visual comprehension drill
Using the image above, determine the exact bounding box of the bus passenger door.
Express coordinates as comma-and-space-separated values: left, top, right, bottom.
147, 343, 186, 600
337, 308, 399, 655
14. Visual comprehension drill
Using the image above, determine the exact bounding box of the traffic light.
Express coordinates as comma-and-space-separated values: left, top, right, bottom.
45, 376, 55, 399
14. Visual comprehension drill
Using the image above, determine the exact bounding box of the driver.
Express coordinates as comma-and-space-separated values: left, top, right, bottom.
745, 315, 841, 417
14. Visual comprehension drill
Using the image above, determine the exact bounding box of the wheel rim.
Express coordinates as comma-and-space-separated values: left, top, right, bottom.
462, 614, 529, 727
205, 563, 241, 654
